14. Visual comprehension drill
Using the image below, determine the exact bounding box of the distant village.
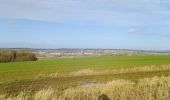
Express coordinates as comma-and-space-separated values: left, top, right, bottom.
32, 49, 170, 57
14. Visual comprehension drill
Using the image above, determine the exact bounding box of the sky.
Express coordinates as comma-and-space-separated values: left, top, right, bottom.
0, 0, 170, 50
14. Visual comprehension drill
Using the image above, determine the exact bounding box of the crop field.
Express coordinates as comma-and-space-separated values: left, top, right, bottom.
1, 55, 170, 100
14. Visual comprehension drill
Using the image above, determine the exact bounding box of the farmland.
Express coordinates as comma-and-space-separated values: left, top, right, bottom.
1, 55, 170, 82
1, 55, 170, 99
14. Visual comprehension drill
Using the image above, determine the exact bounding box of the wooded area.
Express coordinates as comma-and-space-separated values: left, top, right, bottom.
0, 50, 37, 63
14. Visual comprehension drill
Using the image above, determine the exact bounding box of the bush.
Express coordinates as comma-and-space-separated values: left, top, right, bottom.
0, 50, 37, 63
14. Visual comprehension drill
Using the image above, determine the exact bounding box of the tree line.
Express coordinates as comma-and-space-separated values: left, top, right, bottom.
0, 50, 37, 63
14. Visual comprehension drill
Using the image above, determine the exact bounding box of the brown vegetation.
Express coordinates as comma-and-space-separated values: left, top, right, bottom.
0, 50, 37, 63
1, 76, 170, 100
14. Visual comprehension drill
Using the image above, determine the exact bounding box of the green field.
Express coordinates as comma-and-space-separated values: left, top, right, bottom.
1, 55, 170, 82
1, 55, 170, 96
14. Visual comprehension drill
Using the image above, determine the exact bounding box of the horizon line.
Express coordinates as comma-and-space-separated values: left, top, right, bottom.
0, 47, 170, 52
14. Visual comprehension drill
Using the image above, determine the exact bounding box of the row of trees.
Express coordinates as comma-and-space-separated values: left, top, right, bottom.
0, 50, 37, 63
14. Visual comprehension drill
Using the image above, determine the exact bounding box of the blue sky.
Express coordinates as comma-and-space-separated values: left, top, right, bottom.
0, 0, 170, 50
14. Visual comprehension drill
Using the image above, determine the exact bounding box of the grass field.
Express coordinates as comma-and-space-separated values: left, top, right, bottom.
1, 55, 170, 99
1, 55, 170, 82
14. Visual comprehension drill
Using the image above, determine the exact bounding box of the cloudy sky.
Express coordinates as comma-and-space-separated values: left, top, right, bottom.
0, 0, 170, 50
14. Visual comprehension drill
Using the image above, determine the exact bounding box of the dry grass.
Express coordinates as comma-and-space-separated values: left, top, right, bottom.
1, 76, 170, 100
71, 64, 170, 76
59, 76, 170, 100
37, 72, 60, 78
1, 89, 59, 100
35, 65, 170, 79
3, 92, 29, 100
70, 69, 100, 76
112, 64, 170, 74
33, 88, 58, 100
